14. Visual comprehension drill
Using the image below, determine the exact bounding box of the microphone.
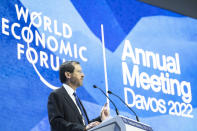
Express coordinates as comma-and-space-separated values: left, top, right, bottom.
107, 90, 140, 122
93, 85, 119, 115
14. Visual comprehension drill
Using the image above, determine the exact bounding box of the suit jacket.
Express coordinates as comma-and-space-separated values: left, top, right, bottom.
47, 86, 101, 131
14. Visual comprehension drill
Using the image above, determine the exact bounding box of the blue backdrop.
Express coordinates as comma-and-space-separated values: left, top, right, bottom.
0, 0, 197, 130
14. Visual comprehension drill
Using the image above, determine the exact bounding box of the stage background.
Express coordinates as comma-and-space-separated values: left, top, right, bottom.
0, 0, 197, 130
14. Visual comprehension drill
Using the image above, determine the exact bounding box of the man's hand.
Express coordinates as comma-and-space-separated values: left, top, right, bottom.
101, 103, 110, 121
85, 121, 100, 130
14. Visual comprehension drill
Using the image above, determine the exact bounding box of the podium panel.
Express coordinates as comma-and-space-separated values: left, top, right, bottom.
89, 116, 153, 131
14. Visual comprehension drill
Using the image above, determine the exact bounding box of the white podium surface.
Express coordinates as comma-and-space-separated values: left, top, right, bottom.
89, 115, 153, 131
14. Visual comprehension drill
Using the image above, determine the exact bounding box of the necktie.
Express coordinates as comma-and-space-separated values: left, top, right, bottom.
73, 92, 89, 125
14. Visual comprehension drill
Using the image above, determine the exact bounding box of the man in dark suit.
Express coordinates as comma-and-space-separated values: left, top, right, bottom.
48, 61, 109, 131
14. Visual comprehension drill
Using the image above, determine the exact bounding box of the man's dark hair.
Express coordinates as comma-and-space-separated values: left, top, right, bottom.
59, 61, 80, 83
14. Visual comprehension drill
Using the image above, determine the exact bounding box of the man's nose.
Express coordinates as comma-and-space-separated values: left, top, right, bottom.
81, 73, 84, 77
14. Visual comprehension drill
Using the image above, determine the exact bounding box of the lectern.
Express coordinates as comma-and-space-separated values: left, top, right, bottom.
89, 115, 153, 131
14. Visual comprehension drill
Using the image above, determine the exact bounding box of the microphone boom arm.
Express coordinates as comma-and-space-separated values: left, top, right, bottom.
108, 91, 139, 122
93, 85, 119, 115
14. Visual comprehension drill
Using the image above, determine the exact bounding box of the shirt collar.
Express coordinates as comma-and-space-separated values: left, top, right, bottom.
63, 83, 76, 96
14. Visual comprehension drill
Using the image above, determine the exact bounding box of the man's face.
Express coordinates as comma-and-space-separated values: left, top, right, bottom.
70, 64, 84, 87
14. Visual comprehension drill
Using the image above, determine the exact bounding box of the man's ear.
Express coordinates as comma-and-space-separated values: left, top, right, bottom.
65, 72, 71, 79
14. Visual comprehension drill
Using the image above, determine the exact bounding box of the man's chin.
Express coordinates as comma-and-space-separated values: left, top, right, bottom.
79, 81, 83, 86
77, 83, 83, 87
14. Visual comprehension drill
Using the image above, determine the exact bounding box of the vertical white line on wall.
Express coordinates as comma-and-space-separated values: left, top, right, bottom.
101, 24, 110, 110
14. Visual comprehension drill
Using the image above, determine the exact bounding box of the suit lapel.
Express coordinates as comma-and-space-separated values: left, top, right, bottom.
78, 97, 90, 123
60, 87, 84, 124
